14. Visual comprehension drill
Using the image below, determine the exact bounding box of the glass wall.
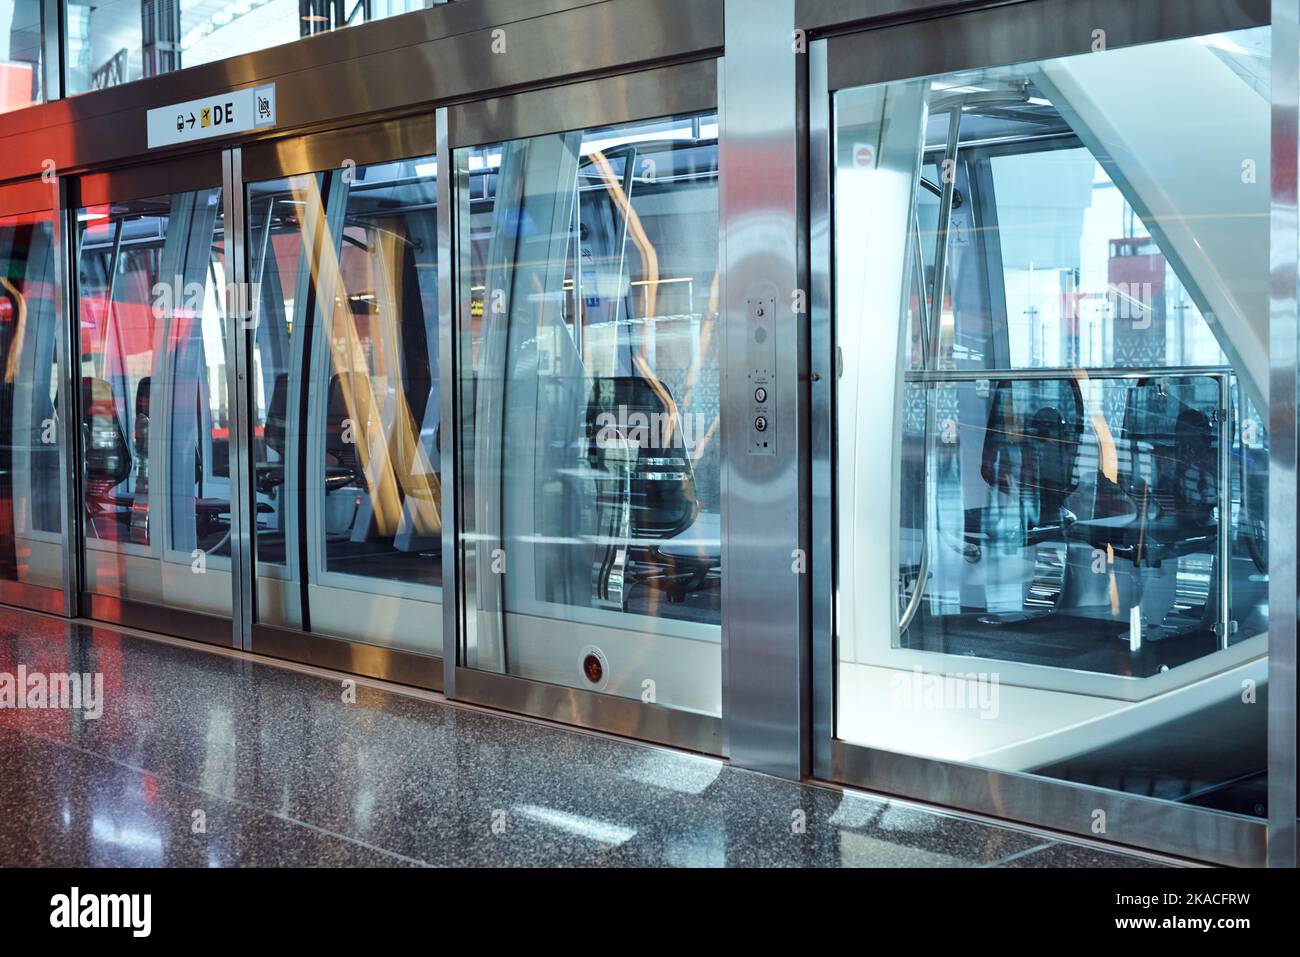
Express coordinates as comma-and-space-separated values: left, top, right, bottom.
834, 27, 1270, 816
0, 207, 62, 600
75, 186, 233, 616
245, 154, 442, 654
65, 0, 452, 95
0, 0, 43, 112
455, 112, 723, 712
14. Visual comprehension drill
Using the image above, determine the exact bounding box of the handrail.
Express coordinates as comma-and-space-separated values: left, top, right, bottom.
904, 365, 1234, 383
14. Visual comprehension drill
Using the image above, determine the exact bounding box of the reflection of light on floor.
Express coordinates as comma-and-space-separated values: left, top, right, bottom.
828, 794, 886, 830
92, 815, 163, 857
514, 804, 636, 846
620, 752, 721, 795
829, 800, 971, 867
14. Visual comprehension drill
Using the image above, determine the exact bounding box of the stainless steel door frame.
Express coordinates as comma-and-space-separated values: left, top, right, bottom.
0, 179, 72, 617
1268, 0, 1298, 870
234, 116, 445, 691
70, 152, 237, 648
808, 0, 1279, 867
225, 148, 254, 654
443, 62, 724, 753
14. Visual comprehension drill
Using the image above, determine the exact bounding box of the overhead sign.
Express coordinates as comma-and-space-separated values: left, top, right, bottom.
147, 84, 276, 149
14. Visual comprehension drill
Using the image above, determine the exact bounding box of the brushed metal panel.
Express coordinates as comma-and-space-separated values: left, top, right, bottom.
447, 59, 717, 148
825, 0, 1270, 92
78, 154, 224, 207
252, 623, 443, 691
241, 115, 439, 182
224, 146, 255, 653
831, 741, 1267, 866
454, 667, 724, 754
436, 106, 460, 700
1269, 0, 1299, 869
799, 0, 1028, 34
53, 176, 79, 620
0, 583, 66, 616
0, 178, 56, 217
84, 594, 235, 648
719, 0, 811, 780
808, 39, 836, 779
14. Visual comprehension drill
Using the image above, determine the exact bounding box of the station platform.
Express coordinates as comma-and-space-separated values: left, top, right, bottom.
0, 607, 1169, 868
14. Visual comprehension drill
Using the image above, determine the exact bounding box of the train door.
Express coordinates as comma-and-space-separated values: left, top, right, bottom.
0, 179, 66, 614
238, 118, 444, 686
448, 63, 724, 751
811, 2, 1271, 864
73, 154, 236, 643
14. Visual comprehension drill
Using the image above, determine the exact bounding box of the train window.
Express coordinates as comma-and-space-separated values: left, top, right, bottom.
835, 28, 1269, 812
0, 210, 62, 595
75, 188, 233, 615
246, 155, 442, 654
456, 112, 722, 712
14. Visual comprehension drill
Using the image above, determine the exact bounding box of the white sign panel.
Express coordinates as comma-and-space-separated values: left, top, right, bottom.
147, 84, 276, 149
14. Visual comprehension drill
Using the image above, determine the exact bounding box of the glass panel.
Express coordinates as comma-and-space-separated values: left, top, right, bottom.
0, 0, 43, 113
901, 373, 1251, 676
65, 0, 454, 95
76, 187, 233, 615
836, 27, 1270, 816
246, 154, 441, 654
0, 208, 63, 595
456, 112, 722, 714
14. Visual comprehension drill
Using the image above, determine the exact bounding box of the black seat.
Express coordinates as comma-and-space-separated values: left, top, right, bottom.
324, 372, 371, 492
127, 376, 154, 539
256, 373, 290, 493
81, 376, 132, 518
585, 375, 720, 606
963, 378, 1084, 554
1069, 379, 1220, 567
132, 376, 151, 466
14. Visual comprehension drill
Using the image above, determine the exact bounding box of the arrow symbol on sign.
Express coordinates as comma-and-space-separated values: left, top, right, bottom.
187, 112, 196, 128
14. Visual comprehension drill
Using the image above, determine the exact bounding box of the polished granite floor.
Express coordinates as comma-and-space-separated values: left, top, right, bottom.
0, 608, 1166, 868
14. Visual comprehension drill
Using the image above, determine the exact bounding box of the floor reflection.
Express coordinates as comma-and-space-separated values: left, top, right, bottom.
0, 608, 1162, 868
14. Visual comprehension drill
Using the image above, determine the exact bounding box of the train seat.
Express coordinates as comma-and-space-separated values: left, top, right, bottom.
324, 371, 372, 493
586, 375, 719, 608
1068, 380, 1220, 566
964, 378, 1084, 555
257, 373, 290, 493
81, 376, 133, 527
1066, 380, 1222, 640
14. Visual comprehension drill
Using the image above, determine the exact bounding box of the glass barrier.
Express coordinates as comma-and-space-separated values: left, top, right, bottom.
835, 26, 1270, 815
899, 371, 1264, 676
455, 112, 723, 713
0, 208, 62, 596
0, 0, 44, 113
65, 0, 452, 96
245, 154, 442, 654
76, 187, 233, 615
